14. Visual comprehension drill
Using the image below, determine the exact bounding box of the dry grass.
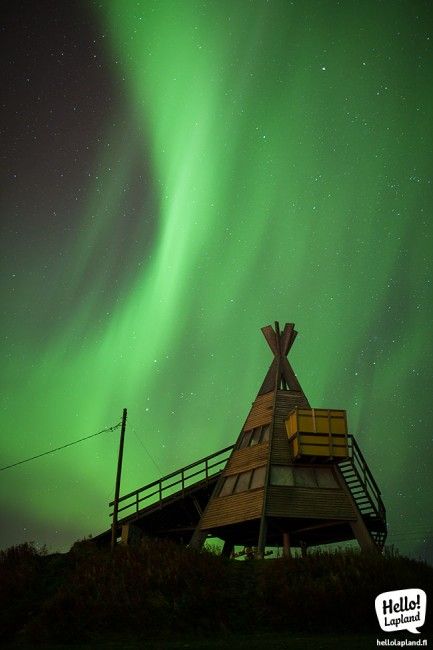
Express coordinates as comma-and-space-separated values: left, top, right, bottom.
0, 539, 431, 643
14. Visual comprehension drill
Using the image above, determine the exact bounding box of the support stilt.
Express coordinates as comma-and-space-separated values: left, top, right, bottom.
221, 540, 234, 558
282, 532, 291, 558
257, 517, 267, 559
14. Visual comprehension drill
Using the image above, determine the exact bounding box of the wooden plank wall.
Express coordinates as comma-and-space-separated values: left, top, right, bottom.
266, 486, 356, 520
199, 388, 315, 532
243, 392, 273, 430
200, 489, 264, 529
223, 443, 268, 476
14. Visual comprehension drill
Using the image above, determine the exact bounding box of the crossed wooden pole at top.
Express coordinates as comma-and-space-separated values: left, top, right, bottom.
258, 322, 303, 395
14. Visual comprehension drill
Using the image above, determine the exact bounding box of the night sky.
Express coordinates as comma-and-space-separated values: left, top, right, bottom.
1, 0, 432, 560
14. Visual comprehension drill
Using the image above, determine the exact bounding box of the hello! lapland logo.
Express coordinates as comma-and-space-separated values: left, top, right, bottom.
375, 588, 427, 634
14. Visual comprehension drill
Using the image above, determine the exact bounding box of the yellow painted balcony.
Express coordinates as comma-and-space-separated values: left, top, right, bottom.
285, 408, 349, 462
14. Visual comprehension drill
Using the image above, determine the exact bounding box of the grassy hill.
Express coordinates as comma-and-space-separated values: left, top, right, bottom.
1, 538, 431, 645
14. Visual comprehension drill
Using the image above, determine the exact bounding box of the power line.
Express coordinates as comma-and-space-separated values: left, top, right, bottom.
131, 428, 163, 474
387, 534, 433, 541
387, 529, 433, 538
388, 523, 432, 533
0, 421, 122, 472
388, 530, 433, 537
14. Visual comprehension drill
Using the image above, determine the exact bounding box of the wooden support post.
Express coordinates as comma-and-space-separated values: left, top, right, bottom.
257, 516, 267, 559
221, 540, 234, 558
282, 532, 291, 558
190, 528, 208, 549
121, 522, 143, 546
111, 408, 127, 551
350, 519, 377, 551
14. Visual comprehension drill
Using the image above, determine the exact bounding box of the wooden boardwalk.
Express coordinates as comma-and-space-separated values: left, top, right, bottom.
93, 445, 233, 545
93, 435, 386, 550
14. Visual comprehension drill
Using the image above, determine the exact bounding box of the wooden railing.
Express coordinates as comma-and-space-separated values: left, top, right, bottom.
344, 435, 386, 523
109, 444, 233, 520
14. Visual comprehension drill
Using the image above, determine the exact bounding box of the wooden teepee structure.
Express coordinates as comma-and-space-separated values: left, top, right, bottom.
95, 321, 386, 556
189, 322, 386, 557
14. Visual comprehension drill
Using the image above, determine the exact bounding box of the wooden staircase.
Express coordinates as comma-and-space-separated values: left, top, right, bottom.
339, 435, 387, 549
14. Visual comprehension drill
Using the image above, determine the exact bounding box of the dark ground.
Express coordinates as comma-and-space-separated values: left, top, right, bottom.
1, 539, 431, 646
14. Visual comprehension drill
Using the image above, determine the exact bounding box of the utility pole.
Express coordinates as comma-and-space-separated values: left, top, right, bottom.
111, 408, 127, 550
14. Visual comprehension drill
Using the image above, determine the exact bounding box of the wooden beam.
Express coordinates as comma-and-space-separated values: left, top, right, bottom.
281, 323, 295, 356
292, 520, 341, 535
261, 325, 278, 355
282, 532, 291, 557
221, 540, 234, 558
281, 357, 303, 392
258, 359, 278, 395
192, 496, 203, 517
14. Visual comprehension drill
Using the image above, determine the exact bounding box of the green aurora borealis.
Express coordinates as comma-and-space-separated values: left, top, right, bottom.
1, 0, 432, 559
